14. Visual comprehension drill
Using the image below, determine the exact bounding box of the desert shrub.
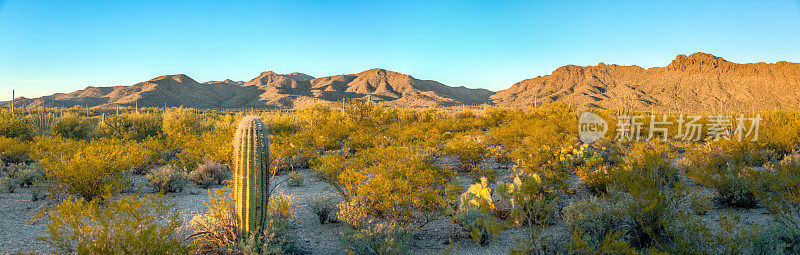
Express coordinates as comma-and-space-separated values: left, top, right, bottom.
309, 195, 337, 224
42, 195, 189, 254
610, 142, 713, 253
710, 213, 759, 254
227, 219, 299, 255
271, 133, 318, 172
759, 111, 800, 154
567, 231, 639, 255
296, 104, 351, 151
562, 198, 615, 250
454, 208, 505, 246
189, 187, 237, 253
312, 146, 457, 228
268, 193, 296, 220
53, 112, 96, 140
0, 111, 33, 139
486, 103, 575, 153
30, 181, 47, 201
570, 143, 624, 195
97, 111, 162, 141
147, 164, 189, 193
686, 141, 778, 168
444, 134, 487, 172
176, 129, 235, 168
751, 161, 800, 209
689, 192, 713, 216
486, 145, 513, 164
35, 137, 133, 201
163, 107, 214, 138
0, 136, 31, 164
337, 200, 370, 230
286, 171, 304, 187
578, 166, 611, 195
15, 165, 44, 187
188, 160, 230, 188
190, 186, 299, 254
138, 135, 183, 170
0, 176, 17, 193
753, 206, 800, 254
687, 144, 761, 208
340, 221, 411, 255
697, 163, 760, 208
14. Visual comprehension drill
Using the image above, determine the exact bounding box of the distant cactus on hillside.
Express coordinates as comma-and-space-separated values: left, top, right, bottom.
232, 115, 270, 237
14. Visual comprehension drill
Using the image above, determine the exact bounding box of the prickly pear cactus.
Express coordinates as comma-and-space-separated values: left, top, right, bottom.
232, 115, 270, 236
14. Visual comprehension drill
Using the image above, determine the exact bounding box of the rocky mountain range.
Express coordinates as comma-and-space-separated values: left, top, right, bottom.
491, 52, 800, 111
5, 53, 800, 110
7, 69, 493, 109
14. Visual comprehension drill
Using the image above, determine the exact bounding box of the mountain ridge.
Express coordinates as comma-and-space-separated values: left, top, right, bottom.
7, 69, 493, 109
490, 52, 800, 110
5, 53, 800, 110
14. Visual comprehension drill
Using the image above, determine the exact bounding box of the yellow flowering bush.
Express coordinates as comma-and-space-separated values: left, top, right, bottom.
42, 195, 189, 254
34, 137, 140, 200
312, 146, 457, 229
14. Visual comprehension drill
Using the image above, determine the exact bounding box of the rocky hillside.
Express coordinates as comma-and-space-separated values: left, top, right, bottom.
491, 52, 800, 111
7, 69, 493, 109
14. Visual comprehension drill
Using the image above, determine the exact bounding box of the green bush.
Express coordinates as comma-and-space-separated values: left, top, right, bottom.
42, 195, 190, 254
752, 161, 800, 209
340, 221, 411, 255
35, 137, 133, 201
268, 193, 296, 220
688, 150, 760, 208
611, 142, 713, 253
0, 111, 32, 139
31, 181, 47, 201
147, 164, 189, 193
312, 146, 457, 228
562, 198, 615, 250
189, 186, 237, 254
453, 208, 504, 246
781, 151, 800, 167
53, 112, 96, 140
188, 160, 230, 189
753, 206, 800, 254
163, 107, 211, 138
0, 176, 17, 193
0, 136, 31, 164
686, 144, 763, 208
15, 165, 44, 188
286, 171, 304, 187
97, 111, 162, 141
227, 218, 300, 255
444, 134, 487, 172
309, 195, 336, 224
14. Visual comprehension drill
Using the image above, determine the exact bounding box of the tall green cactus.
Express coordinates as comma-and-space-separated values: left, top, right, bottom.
232, 115, 270, 236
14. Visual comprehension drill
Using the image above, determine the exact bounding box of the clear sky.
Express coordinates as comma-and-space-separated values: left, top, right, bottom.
1, 0, 799, 100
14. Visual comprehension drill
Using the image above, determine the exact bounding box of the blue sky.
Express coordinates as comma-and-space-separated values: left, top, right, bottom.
1, 0, 799, 100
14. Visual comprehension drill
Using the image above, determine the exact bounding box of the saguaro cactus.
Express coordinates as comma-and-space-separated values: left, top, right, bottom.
232, 115, 270, 236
